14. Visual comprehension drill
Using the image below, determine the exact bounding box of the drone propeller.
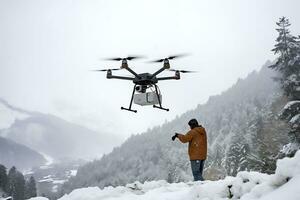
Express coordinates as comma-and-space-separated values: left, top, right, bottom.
169, 69, 197, 73
104, 56, 144, 61
149, 54, 188, 63
91, 68, 122, 72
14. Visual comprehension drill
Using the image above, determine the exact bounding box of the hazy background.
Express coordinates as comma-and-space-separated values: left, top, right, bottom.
1, 0, 300, 142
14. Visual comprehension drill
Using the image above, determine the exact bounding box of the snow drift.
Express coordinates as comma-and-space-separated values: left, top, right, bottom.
29, 150, 300, 200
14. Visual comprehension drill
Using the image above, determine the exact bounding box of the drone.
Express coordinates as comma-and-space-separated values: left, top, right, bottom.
93, 55, 196, 113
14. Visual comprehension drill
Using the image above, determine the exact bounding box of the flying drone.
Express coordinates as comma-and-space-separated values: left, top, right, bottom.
93, 55, 196, 113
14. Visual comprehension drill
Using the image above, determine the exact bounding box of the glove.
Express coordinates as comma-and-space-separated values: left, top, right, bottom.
172, 133, 179, 141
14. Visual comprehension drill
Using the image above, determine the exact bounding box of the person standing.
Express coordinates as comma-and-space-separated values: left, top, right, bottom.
172, 118, 207, 181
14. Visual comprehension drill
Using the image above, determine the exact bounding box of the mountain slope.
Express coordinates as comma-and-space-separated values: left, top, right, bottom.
0, 98, 31, 130
0, 136, 46, 170
0, 99, 122, 161
62, 61, 290, 192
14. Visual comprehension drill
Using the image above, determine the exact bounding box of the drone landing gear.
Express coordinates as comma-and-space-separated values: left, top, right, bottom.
121, 84, 137, 113
153, 84, 169, 112
153, 105, 169, 111
121, 107, 137, 113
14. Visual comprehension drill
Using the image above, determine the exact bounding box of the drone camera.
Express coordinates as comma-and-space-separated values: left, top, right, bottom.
135, 85, 147, 93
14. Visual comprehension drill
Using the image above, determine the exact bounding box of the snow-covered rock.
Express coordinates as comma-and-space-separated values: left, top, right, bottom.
259, 175, 300, 200
27, 197, 49, 200
280, 143, 300, 156
32, 150, 300, 200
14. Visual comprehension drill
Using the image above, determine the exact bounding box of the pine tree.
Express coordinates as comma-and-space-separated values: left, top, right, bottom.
269, 17, 300, 97
225, 133, 251, 176
252, 116, 277, 173
7, 166, 17, 197
0, 164, 8, 193
270, 17, 300, 157
25, 176, 37, 199
7, 167, 25, 200
14, 172, 25, 200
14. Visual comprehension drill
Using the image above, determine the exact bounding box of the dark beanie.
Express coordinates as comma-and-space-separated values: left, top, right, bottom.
188, 118, 199, 128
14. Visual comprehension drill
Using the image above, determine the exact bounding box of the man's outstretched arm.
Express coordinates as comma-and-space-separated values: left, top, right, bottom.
176, 130, 194, 143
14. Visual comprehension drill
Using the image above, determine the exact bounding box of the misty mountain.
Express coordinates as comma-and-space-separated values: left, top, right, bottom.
0, 99, 122, 161
61, 61, 290, 193
0, 136, 46, 170
0, 98, 32, 130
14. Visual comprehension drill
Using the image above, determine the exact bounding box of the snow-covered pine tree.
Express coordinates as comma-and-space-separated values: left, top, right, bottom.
25, 176, 37, 199
7, 166, 17, 198
250, 116, 277, 174
7, 166, 25, 200
269, 17, 300, 157
269, 17, 299, 95
225, 132, 251, 176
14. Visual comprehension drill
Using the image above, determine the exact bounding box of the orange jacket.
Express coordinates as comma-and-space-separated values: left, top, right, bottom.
178, 126, 207, 160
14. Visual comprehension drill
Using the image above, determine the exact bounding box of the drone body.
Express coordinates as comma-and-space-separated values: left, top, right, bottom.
94, 55, 195, 113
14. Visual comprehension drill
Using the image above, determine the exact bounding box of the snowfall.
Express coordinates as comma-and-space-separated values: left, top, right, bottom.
29, 150, 300, 200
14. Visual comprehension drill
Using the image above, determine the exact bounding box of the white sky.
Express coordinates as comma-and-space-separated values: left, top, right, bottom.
1, 0, 300, 142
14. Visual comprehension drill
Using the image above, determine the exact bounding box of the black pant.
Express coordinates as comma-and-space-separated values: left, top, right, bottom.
190, 160, 205, 181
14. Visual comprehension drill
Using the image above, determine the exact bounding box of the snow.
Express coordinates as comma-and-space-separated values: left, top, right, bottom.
279, 100, 300, 119
69, 170, 77, 176
38, 174, 66, 184
58, 181, 194, 200
289, 114, 300, 124
52, 185, 59, 193
259, 175, 300, 200
38, 178, 54, 183
39, 165, 53, 170
282, 100, 300, 110
52, 180, 67, 184
274, 151, 300, 179
23, 169, 34, 175
27, 198, 49, 200
30, 150, 300, 200
43, 175, 53, 179
280, 143, 300, 155
0, 197, 13, 200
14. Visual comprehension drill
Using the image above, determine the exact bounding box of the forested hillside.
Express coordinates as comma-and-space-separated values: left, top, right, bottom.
61, 61, 289, 194
0, 136, 46, 170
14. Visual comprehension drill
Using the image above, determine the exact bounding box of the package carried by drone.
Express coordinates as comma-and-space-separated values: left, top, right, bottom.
134, 92, 162, 106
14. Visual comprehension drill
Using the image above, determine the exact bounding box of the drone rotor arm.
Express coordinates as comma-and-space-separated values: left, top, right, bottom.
150, 66, 168, 79
156, 76, 180, 81
123, 66, 141, 78
107, 74, 135, 81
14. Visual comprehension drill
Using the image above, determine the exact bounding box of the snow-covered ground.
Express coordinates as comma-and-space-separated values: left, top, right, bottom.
29, 150, 300, 200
